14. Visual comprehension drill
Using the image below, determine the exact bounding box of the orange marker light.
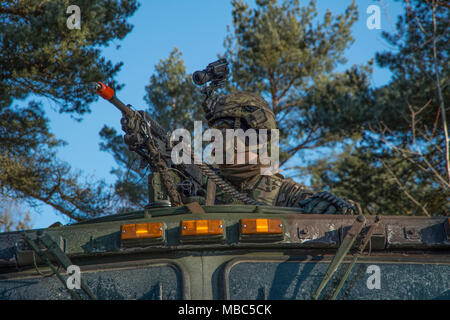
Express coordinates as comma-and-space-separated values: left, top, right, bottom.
95, 82, 115, 100
181, 219, 223, 236
256, 219, 269, 233
241, 218, 283, 235
121, 222, 163, 240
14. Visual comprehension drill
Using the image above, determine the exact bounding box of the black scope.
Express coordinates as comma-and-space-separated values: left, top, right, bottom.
192, 58, 229, 86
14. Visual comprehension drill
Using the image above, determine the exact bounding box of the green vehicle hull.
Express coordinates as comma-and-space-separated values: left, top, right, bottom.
1, 205, 449, 300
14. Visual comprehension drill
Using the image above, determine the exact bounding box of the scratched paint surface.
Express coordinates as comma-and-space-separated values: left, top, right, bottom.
227, 261, 450, 300
0, 265, 182, 300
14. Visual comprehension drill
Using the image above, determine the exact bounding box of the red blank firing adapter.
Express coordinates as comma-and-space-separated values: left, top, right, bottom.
95, 82, 115, 100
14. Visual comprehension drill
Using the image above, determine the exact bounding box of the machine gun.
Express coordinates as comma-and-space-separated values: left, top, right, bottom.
95, 80, 264, 208
95, 81, 205, 207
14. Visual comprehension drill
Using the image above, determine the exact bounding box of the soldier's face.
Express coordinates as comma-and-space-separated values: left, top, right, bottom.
210, 118, 261, 165
210, 118, 234, 162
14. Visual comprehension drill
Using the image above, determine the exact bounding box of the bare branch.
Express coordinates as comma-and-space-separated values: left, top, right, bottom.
431, 104, 441, 138
380, 160, 430, 216
424, 0, 450, 9
277, 76, 298, 102
280, 125, 320, 166
379, 0, 403, 40
370, 118, 450, 189
431, 0, 450, 183
0, 6, 28, 18
277, 101, 299, 112
405, 0, 429, 36
416, 99, 433, 115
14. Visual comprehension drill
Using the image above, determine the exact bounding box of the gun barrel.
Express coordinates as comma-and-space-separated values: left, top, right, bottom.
108, 96, 134, 119
95, 82, 134, 119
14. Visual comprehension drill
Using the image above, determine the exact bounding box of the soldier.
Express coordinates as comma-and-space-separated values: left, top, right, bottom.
205, 91, 357, 214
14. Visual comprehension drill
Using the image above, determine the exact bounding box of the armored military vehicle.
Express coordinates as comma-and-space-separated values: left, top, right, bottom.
0, 205, 449, 300
1, 61, 448, 300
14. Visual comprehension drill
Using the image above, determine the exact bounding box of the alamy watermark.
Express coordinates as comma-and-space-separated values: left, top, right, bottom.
366, 5, 381, 30
66, 4, 381, 31
66, 264, 81, 290
170, 121, 280, 176
366, 265, 381, 290
66, 5, 81, 30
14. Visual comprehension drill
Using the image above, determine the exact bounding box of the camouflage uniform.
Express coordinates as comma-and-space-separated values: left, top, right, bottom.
206, 91, 356, 214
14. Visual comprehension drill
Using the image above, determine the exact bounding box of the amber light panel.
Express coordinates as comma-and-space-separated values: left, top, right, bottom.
181, 219, 223, 236
241, 219, 283, 235
121, 222, 163, 240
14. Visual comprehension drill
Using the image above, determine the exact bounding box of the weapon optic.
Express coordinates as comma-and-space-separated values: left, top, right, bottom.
192, 58, 229, 87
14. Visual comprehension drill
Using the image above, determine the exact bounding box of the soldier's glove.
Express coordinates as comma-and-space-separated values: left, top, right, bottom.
297, 191, 358, 215
120, 112, 147, 149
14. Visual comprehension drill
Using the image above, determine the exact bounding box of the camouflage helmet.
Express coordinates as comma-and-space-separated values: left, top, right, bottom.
207, 91, 276, 130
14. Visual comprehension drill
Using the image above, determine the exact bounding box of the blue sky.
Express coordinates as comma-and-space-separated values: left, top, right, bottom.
29, 0, 405, 228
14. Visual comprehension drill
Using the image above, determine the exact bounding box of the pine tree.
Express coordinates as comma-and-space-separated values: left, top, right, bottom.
305, 0, 449, 216
1, 0, 138, 114
223, 0, 373, 165
144, 48, 204, 131
0, 0, 138, 222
